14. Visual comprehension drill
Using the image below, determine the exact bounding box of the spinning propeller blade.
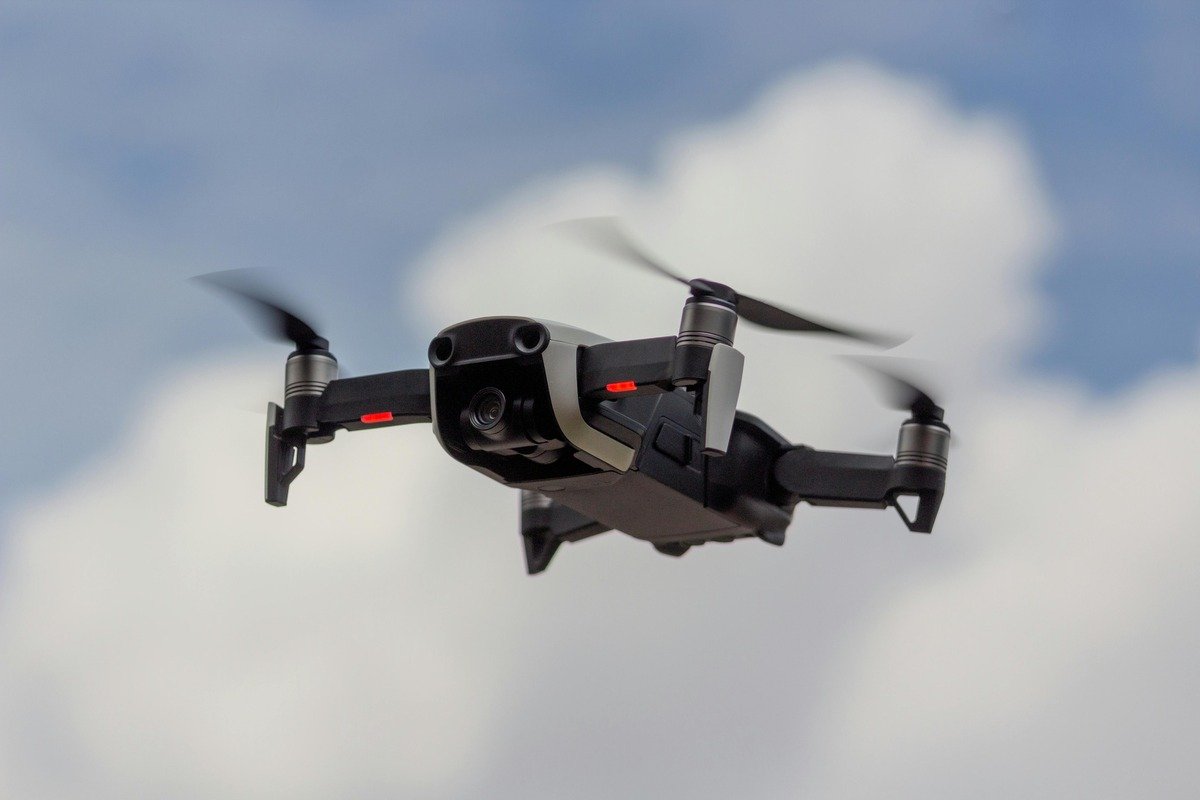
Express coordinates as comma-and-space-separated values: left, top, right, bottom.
194, 269, 329, 351
552, 216, 905, 348
843, 355, 943, 421
550, 216, 690, 286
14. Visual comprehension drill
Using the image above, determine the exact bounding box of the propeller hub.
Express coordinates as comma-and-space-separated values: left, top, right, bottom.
677, 295, 738, 349
284, 351, 339, 401
672, 295, 739, 388
686, 278, 738, 305
895, 420, 950, 471
553, 216, 903, 346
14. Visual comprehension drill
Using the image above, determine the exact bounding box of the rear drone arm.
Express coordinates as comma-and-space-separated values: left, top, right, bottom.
772, 419, 950, 533
266, 367, 431, 506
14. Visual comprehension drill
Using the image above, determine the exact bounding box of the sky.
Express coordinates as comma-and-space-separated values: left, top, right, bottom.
1, 3, 1197, 798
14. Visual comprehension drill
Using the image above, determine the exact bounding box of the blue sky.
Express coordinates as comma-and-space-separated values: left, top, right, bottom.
1, 2, 1196, 509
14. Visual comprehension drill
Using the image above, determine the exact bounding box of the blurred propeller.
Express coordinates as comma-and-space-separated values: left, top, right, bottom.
843, 355, 944, 421
194, 269, 329, 351
551, 216, 905, 347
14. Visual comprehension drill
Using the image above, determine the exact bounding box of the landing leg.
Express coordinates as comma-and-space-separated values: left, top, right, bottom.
519, 491, 610, 574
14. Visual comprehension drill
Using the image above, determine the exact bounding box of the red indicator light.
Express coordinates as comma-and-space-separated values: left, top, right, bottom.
360, 411, 394, 424
606, 381, 638, 393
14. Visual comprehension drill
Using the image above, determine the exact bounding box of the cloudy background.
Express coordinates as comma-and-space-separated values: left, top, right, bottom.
1, 2, 1198, 798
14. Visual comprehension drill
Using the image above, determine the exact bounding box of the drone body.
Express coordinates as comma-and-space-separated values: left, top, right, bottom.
209, 219, 951, 574
430, 316, 790, 571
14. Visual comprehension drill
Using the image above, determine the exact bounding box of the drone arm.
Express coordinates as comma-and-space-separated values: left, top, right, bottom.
578, 336, 676, 398
773, 445, 946, 533
315, 369, 432, 430
577, 335, 744, 456
266, 368, 432, 506
774, 447, 894, 507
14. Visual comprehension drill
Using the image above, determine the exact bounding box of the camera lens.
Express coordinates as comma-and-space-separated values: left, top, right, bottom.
468, 388, 507, 432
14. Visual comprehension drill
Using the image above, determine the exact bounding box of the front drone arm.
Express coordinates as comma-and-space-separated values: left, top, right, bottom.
193, 275, 433, 505
773, 422, 950, 533
266, 368, 431, 506
577, 335, 745, 457
315, 370, 432, 431
578, 336, 676, 397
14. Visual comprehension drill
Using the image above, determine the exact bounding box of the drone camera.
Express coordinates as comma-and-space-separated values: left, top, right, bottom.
461, 387, 550, 453
424, 317, 591, 478
468, 388, 507, 432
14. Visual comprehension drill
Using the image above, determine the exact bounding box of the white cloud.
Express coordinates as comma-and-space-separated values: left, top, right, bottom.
2, 61, 1197, 798
792, 371, 1200, 798
419, 63, 1053, 378
0, 359, 533, 799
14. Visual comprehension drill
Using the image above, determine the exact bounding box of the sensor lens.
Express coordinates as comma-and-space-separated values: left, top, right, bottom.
514, 324, 547, 354
429, 336, 454, 365
468, 388, 507, 432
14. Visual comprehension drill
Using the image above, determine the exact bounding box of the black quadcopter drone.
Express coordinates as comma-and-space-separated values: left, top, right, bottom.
201, 218, 951, 574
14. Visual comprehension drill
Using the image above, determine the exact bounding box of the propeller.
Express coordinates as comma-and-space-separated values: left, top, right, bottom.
193, 269, 329, 352
551, 216, 905, 348
842, 355, 944, 421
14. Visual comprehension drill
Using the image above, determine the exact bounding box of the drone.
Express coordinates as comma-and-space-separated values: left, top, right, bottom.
201, 218, 951, 574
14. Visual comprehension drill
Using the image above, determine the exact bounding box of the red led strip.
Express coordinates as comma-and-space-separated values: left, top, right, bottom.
360, 411, 394, 424
605, 381, 638, 393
